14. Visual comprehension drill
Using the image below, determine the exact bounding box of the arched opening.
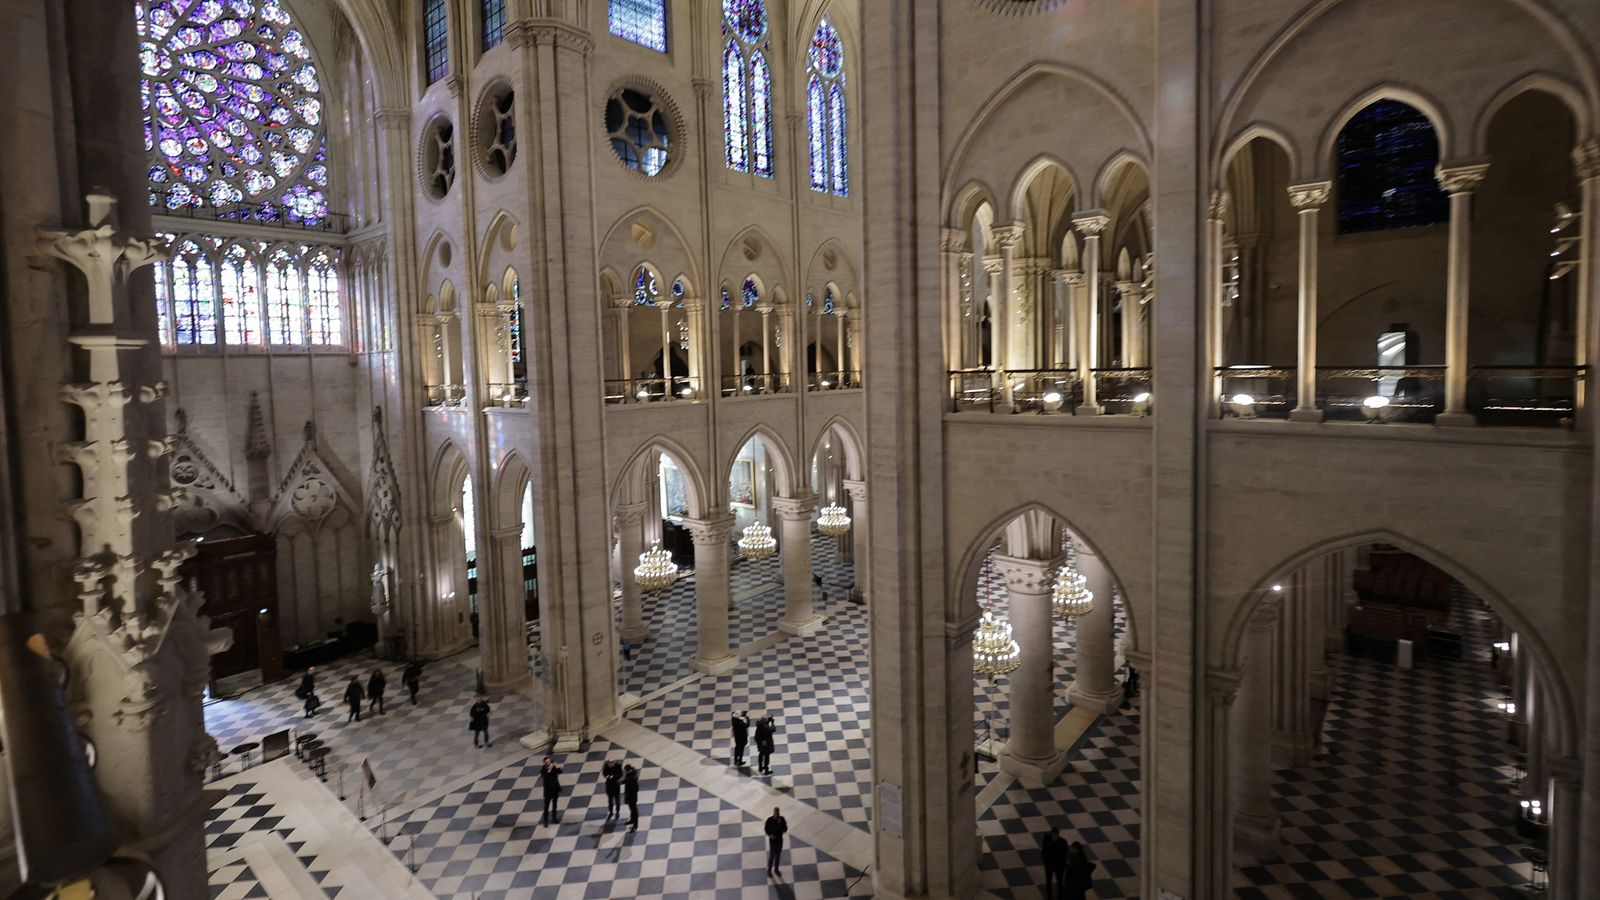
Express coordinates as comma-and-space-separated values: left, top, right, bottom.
723, 432, 793, 643
960, 507, 1141, 898
1218, 135, 1297, 416
808, 420, 864, 603
1098, 159, 1153, 410
720, 275, 782, 396
1224, 540, 1569, 896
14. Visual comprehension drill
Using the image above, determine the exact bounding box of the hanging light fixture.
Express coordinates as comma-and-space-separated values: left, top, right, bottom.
973, 610, 1021, 679
633, 541, 680, 591
816, 502, 851, 537
972, 555, 1021, 679
737, 522, 777, 560
1052, 538, 1095, 620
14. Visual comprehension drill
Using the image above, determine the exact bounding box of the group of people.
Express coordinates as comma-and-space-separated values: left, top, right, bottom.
1040, 828, 1097, 900
730, 711, 779, 774
294, 662, 424, 721
527, 757, 641, 832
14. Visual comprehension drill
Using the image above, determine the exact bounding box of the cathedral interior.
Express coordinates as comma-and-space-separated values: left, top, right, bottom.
2, 0, 1600, 898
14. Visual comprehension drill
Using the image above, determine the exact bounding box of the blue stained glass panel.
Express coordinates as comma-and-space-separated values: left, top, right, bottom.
634, 267, 660, 306
808, 76, 827, 191
750, 51, 773, 177
806, 17, 847, 197
721, 288, 732, 310
482, 0, 506, 51
423, 0, 449, 83
828, 82, 847, 196
742, 277, 759, 308
722, 0, 766, 42
722, 42, 747, 171
307, 253, 341, 345
608, 0, 666, 52
1336, 99, 1447, 234
808, 17, 842, 76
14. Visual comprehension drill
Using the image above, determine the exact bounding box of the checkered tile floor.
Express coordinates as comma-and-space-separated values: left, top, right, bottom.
206, 779, 349, 894
203, 651, 544, 819
616, 531, 855, 699
389, 737, 871, 898
208, 860, 269, 900
626, 588, 874, 828
1234, 586, 1530, 898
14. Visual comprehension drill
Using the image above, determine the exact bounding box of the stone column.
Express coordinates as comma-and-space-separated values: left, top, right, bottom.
844, 479, 869, 604
1068, 542, 1123, 712
1572, 141, 1598, 425
774, 495, 823, 635
760, 305, 774, 378
1577, 137, 1600, 900
1234, 598, 1281, 861
995, 555, 1068, 785
994, 224, 1022, 371
659, 304, 673, 387
482, 525, 532, 687
1306, 558, 1330, 701
1204, 672, 1243, 898
1072, 211, 1109, 413
941, 228, 967, 373
616, 503, 648, 642
684, 299, 706, 396
1272, 569, 1316, 766
684, 515, 738, 674
1287, 182, 1330, 422
1548, 755, 1582, 899
1208, 191, 1229, 409
1436, 163, 1490, 426
1115, 281, 1140, 368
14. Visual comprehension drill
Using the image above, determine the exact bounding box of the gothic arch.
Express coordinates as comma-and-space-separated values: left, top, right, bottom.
429, 441, 471, 515
952, 501, 1141, 655
492, 450, 532, 532
1091, 151, 1152, 210
806, 416, 864, 483
717, 224, 792, 292
1316, 84, 1455, 172
598, 206, 702, 295
1472, 75, 1592, 155
1217, 528, 1577, 760
1217, 123, 1301, 186
608, 436, 709, 520
724, 425, 801, 499
1008, 154, 1083, 229
949, 180, 1001, 233
477, 210, 521, 286
803, 239, 860, 299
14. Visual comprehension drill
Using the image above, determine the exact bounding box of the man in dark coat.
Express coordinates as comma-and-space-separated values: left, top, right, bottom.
1063, 841, 1096, 900
367, 668, 386, 716
754, 715, 776, 775
602, 759, 624, 819
343, 676, 365, 723
469, 694, 491, 747
623, 764, 640, 832
401, 661, 421, 705
731, 712, 751, 767
539, 757, 563, 825
764, 807, 788, 876
1040, 827, 1069, 899
296, 666, 319, 718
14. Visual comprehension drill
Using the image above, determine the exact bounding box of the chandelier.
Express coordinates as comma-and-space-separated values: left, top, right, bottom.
737, 522, 778, 560
1052, 540, 1094, 620
972, 610, 1021, 679
633, 542, 680, 591
816, 503, 852, 537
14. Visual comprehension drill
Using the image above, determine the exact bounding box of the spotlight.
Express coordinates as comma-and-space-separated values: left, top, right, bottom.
1551, 260, 1579, 280
1131, 391, 1152, 416
1363, 394, 1390, 423
1493, 640, 1511, 654
679, 386, 693, 398
819, 379, 832, 389
1272, 584, 1283, 593
636, 387, 650, 400
1228, 393, 1256, 418
1042, 391, 1064, 413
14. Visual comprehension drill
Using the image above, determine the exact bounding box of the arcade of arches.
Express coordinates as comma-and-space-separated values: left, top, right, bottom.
3, 1, 1600, 899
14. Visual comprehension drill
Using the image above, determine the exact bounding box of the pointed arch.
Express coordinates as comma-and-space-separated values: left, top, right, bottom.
492, 450, 533, 531
607, 435, 708, 520
430, 441, 471, 515
724, 425, 800, 499
1092, 151, 1153, 210
1218, 528, 1576, 759
1218, 122, 1301, 183
716, 224, 792, 290
1472, 74, 1591, 156
952, 501, 1141, 655
1008, 154, 1082, 228
806, 416, 864, 483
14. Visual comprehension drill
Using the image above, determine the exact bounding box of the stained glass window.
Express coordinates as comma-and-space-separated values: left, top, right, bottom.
823, 286, 837, 316
806, 17, 847, 196
609, 0, 667, 52
172, 240, 217, 345
721, 287, 732, 310
220, 244, 262, 345
634, 267, 660, 306
508, 273, 526, 380
742, 277, 760, 308
424, 0, 449, 84
722, 0, 772, 178
1336, 99, 1447, 234
606, 88, 671, 176
135, 0, 331, 226
306, 252, 341, 345
154, 259, 172, 343
482, 0, 506, 51
266, 248, 305, 345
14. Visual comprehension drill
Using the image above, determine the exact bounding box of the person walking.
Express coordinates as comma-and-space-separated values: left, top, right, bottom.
401, 661, 421, 705
367, 668, 386, 716
764, 807, 788, 877
1063, 841, 1096, 900
602, 759, 623, 819
731, 711, 750, 767
540, 757, 564, 825
296, 666, 319, 718
623, 764, 640, 833
754, 715, 776, 775
343, 676, 365, 723
1040, 827, 1069, 899
469, 694, 491, 747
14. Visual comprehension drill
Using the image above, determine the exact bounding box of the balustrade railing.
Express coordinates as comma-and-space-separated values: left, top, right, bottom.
949, 368, 1000, 411
1214, 366, 1295, 419
1315, 365, 1445, 423
604, 376, 701, 405
485, 381, 529, 409
806, 370, 862, 391
1469, 365, 1584, 428
720, 373, 793, 398
1093, 368, 1153, 414
1008, 369, 1083, 413
424, 383, 466, 407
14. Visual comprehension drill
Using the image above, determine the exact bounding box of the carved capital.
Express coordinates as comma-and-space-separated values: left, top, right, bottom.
1287, 181, 1331, 210
946, 609, 982, 647
375, 108, 411, 132
681, 514, 735, 546
1208, 190, 1230, 221
1435, 162, 1490, 195
530, 21, 594, 55
692, 78, 716, 101
504, 19, 535, 50
614, 502, 648, 528
1072, 210, 1111, 237
991, 223, 1024, 249
1249, 595, 1282, 630
771, 495, 818, 519
842, 479, 867, 503
1573, 139, 1600, 182
941, 227, 968, 253
993, 554, 1061, 593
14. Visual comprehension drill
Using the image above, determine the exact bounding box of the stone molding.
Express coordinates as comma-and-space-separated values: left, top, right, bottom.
940, 227, 968, 252
1071, 210, 1111, 236
991, 223, 1023, 249
614, 502, 648, 527
1573, 139, 1600, 181
771, 495, 818, 519
1207, 668, 1242, 707
1434, 162, 1490, 194
992, 553, 1062, 593
1208, 189, 1230, 221
681, 514, 735, 545
1286, 181, 1331, 210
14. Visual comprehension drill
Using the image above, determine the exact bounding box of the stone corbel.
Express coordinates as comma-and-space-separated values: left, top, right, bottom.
945, 608, 983, 647
1207, 668, 1242, 707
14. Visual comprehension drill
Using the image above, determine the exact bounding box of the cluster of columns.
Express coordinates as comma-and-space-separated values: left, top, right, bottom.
611, 483, 868, 677
1236, 163, 1496, 425
991, 541, 1123, 786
